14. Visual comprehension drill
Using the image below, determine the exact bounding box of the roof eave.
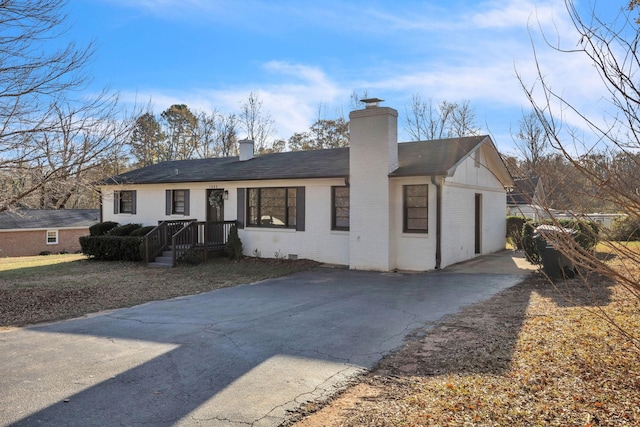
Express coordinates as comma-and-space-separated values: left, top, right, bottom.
99, 174, 350, 186
389, 171, 448, 178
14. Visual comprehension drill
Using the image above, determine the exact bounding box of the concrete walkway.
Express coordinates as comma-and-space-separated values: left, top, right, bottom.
0, 250, 535, 427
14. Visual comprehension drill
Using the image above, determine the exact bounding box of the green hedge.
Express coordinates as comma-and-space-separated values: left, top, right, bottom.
522, 221, 541, 264
506, 216, 526, 249
79, 235, 144, 261
521, 218, 600, 265
130, 225, 155, 237
608, 215, 640, 241
89, 221, 119, 236
108, 223, 142, 236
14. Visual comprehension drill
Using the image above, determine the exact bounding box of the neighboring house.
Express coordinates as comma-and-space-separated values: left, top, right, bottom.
506, 178, 625, 227
0, 209, 100, 257
100, 100, 514, 271
507, 176, 546, 220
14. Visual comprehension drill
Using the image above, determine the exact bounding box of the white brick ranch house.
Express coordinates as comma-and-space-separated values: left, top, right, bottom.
99, 100, 514, 271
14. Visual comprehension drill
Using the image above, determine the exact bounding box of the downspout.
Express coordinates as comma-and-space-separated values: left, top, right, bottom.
99, 191, 103, 223
431, 175, 442, 269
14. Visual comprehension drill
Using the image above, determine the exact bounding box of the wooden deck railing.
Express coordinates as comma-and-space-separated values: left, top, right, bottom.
145, 220, 236, 266
144, 220, 194, 263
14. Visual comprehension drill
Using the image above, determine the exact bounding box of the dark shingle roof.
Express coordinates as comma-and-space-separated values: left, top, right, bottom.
104, 136, 489, 185
0, 209, 100, 230
392, 136, 485, 177
105, 148, 350, 184
508, 176, 540, 205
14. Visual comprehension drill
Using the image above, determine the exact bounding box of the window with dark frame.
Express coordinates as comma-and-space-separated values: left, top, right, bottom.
332, 186, 350, 231
119, 191, 134, 214
247, 187, 297, 228
172, 190, 186, 214
165, 189, 189, 216
403, 184, 428, 233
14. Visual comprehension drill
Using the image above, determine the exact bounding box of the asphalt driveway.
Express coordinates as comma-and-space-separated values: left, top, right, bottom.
0, 251, 534, 426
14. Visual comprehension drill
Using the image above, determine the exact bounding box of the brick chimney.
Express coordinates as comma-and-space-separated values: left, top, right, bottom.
348, 98, 398, 271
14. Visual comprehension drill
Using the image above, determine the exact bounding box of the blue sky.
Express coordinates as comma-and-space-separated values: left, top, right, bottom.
65, 0, 626, 154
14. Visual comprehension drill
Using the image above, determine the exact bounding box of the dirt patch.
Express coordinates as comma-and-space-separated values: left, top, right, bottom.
288, 272, 640, 426
294, 383, 383, 427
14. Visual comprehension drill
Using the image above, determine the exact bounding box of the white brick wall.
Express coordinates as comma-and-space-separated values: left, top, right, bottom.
101, 178, 351, 266
100, 129, 508, 272
440, 152, 507, 268
390, 177, 437, 271
483, 189, 508, 253
440, 184, 477, 267
235, 179, 349, 265
348, 106, 398, 271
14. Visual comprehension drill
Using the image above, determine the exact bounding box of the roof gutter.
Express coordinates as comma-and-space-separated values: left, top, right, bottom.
431, 175, 443, 269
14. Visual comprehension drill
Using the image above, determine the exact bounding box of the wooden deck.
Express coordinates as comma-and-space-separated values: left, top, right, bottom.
145, 220, 236, 267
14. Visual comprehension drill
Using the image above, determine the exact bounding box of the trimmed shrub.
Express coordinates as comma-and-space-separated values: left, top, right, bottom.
130, 225, 155, 237
79, 235, 144, 261
608, 215, 640, 241
108, 223, 142, 236
225, 225, 243, 260
522, 220, 541, 264
181, 248, 204, 265
89, 221, 119, 236
572, 219, 600, 252
506, 216, 527, 249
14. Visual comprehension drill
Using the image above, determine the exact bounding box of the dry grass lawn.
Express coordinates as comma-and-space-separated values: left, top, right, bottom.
290, 251, 640, 426
0, 254, 318, 328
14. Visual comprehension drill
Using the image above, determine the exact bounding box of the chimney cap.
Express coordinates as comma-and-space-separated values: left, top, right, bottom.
360, 98, 384, 108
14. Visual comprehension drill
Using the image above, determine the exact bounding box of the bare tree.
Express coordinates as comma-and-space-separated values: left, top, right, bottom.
0, 1, 140, 212
194, 110, 241, 158
449, 99, 480, 137
517, 0, 640, 301
349, 89, 369, 110
0, 0, 94, 148
512, 111, 548, 174
129, 106, 241, 161
511, 111, 551, 183
239, 92, 276, 153
2, 92, 135, 210
217, 112, 238, 157
194, 109, 219, 159
404, 94, 479, 141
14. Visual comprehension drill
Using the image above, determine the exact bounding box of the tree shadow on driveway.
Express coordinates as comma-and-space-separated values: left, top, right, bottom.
2, 263, 570, 426
372, 271, 615, 380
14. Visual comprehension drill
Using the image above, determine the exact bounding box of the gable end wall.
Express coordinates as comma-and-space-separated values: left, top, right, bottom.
440, 153, 507, 268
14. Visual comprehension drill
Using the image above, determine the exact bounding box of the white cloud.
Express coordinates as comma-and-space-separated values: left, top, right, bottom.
471, 0, 566, 30
112, 0, 615, 149
360, 0, 610, 138
120, 62, 346, 140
